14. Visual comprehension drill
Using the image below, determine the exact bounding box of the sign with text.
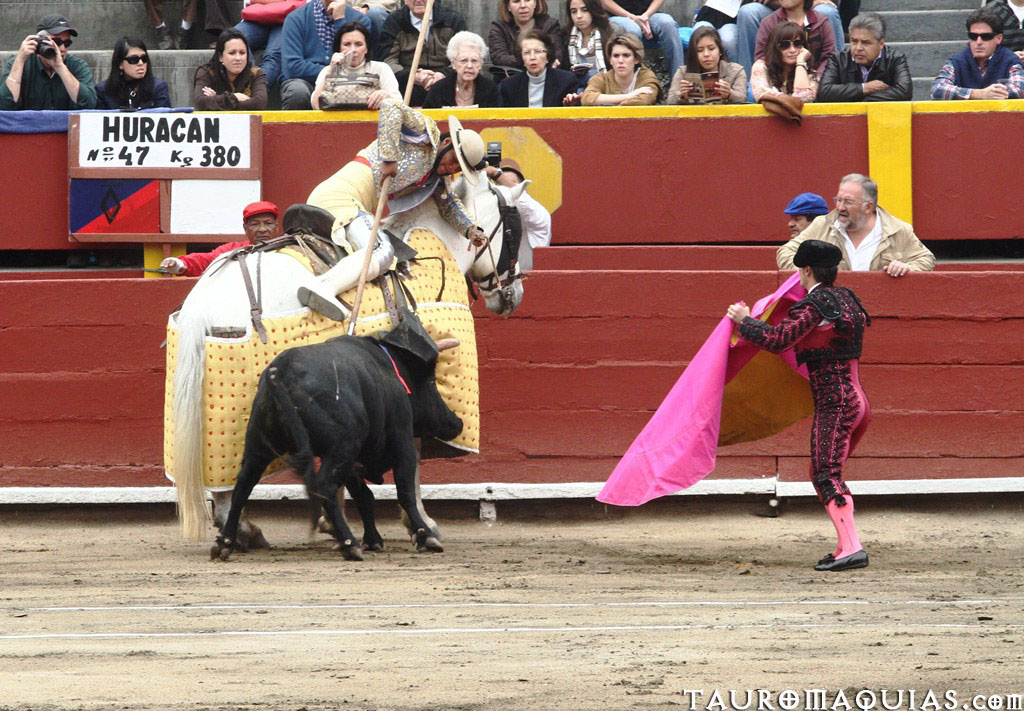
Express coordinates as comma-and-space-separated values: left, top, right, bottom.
69, 113, 261, 180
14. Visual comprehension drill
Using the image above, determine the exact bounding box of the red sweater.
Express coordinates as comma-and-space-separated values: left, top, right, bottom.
178, 240, 249, 277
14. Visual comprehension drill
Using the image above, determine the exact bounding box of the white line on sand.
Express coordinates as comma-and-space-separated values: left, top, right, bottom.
2, 622, 1020, 642
13, 598, 1021, 613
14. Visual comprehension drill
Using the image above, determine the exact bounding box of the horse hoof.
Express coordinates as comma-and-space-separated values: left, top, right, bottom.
418, 536, 444, 553
317, 516, 334, 534
362, 541, 385, 552
340, 545, 364, 561
211, 544, 232, 562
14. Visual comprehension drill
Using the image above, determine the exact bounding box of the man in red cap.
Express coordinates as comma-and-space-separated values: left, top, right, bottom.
160, 201, 280, 276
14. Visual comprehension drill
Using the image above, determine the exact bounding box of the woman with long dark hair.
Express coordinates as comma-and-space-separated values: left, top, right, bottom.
668, 25, 747, 104
750, 21, 817, 102
96, 37, 171, 110
311, 21, 400, 110
192, 28, 267, 110
564, 0, 616, 89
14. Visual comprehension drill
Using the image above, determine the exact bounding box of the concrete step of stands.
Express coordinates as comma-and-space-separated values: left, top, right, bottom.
874, 9, 976, 43
0, 1, 243, 53
864, 0, 979, 9
0, 49, 208, 109
1, 0, 697, 52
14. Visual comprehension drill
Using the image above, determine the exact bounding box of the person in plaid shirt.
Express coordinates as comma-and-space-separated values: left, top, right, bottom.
931, 6, 1024, 100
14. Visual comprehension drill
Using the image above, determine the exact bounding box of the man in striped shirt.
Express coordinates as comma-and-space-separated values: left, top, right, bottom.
931, 7, 1024, 100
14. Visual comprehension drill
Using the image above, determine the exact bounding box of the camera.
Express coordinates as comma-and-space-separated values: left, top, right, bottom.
35, 32, 57, 59
485, 141, 502, 168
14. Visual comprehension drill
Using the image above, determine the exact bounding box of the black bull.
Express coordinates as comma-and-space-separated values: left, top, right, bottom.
211, 327, 463, 562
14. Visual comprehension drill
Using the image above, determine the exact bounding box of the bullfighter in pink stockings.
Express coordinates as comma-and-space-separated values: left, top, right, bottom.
727, 239, 871, 572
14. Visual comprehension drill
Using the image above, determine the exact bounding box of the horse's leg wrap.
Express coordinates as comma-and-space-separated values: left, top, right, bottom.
297, 212, 394, 322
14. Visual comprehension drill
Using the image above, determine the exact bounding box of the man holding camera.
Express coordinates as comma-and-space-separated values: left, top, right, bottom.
0, 15, 97, 111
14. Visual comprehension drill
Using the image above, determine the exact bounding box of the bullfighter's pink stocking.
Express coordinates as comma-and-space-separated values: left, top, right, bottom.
825, 495, 862, 558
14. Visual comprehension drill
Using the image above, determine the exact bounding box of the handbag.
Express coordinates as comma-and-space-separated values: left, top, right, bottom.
240, 0, 305, 25
319, 66, 381, 110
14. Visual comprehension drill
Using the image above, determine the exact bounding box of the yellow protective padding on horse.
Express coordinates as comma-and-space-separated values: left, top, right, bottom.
718, 350, 814, 447
163, 228, 479, 491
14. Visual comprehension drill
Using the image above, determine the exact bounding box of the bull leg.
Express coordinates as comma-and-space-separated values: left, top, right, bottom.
312, 459, 364, 561
393, 443, 443, 553
400, 439, 442, 543
211, 490, 270, 552
345, 477, 385, 552
211, 456, 267, 561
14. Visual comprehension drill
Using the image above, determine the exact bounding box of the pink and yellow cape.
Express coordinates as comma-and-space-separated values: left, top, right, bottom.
597, 273, 814, 506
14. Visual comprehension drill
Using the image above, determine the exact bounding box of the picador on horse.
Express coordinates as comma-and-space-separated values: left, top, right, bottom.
165, 99, 528, 549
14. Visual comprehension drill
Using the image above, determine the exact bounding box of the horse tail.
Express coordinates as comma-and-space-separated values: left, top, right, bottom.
171, 298, 214, 541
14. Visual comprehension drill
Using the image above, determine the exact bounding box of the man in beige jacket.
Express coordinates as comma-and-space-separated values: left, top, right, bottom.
777, 173, 935, 277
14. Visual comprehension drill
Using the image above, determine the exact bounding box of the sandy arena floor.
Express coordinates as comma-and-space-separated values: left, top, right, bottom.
0, 495, 1022, 711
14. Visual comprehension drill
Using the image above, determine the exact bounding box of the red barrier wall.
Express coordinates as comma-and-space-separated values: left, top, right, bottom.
2, 272, 1021, 491
4, 109, 1021, 251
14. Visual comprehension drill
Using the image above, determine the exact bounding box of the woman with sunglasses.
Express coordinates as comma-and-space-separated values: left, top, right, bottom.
96, 37, 171, 110
193, 28, 267, 110
751, 21, 818, 103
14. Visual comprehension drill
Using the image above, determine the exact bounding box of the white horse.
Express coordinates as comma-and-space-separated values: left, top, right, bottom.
171, 173, 528, 548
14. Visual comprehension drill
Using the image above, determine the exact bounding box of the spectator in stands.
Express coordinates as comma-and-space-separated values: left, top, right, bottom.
281, 0, 372, 110
784, 192, 830, 237
1, 15, 97, 111
753, 0, 835, 79
601, 0, 683, 79
96, 37, 172, 110
424, 32, 500, 108
353, 1, 399, 46
777, 173, 935, 276
235, 0, 305, 88
668, 25, 747, 104
983, 0, 1024, 60
312, 22, 401, 109
144, 0, 233, 50
499, 29, 579, 106
931, 7, 1024, 100
565, 0, 618, 90
489, 0, 568, 79
160, 201, 281, 276
737, 0, 837, 78
579, 33, 662, 105
378, 0, 467, 106
751, 21, 817, 106
193, 29, 268, 110
818, 12, 911, 102
692, 1, 740, 62
486, 158, 551, 271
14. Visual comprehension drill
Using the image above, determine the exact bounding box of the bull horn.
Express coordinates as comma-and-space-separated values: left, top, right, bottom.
435, 338, 460, 352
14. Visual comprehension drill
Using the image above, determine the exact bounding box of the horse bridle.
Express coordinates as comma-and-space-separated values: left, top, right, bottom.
468, 183, 524, 311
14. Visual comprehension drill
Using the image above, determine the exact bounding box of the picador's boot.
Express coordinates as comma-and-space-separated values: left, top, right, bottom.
297, 259, 361, 322
296, 210, 394, 322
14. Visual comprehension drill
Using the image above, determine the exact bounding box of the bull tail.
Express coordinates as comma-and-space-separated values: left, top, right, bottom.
171, 302, 214, 541
264, 363, 317, 497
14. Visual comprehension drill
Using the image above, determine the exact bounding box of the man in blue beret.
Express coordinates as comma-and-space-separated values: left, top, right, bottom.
784, 192, 830, 238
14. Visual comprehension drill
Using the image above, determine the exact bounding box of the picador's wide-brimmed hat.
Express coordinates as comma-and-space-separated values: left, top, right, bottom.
793, 239, 842, 268
447, 115, 486, 185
